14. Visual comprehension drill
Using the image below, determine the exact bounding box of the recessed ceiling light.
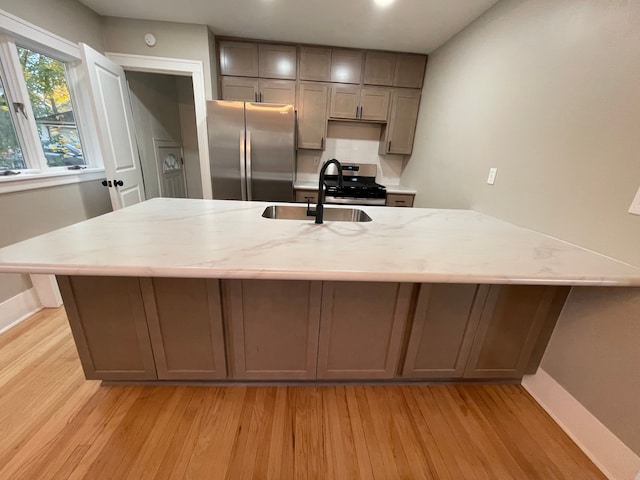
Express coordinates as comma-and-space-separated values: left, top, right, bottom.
374, 0, 394, 7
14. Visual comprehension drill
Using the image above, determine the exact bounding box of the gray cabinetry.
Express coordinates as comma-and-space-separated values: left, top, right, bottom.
297, 82, 329, 149
299, 47, 332, 81
57, 276, 157, 381
330, 49, 363, 84
317, 282, 413, 379
403, 284, 487, 378
329, 86, 390, 121
380, 89, 421, 155
221, 77, 296, 105
363, 52, 396, 86
141, 278, 227, 380
224, 280, 322, 380
464, 285, 570, 379
394, 54, 427, 88
219, 41, 259, 77
219, 42, 297, 80
258, 44, 297, 79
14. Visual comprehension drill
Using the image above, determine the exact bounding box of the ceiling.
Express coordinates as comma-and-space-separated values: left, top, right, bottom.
78, 0, 499, 53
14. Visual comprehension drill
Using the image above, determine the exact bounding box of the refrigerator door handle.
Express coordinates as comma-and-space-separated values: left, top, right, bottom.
246, 130, 253, 201
239, 130, 247, 201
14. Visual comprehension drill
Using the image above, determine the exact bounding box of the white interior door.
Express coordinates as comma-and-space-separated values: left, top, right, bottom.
80, 43, 145, 209
154, 140, 187, 198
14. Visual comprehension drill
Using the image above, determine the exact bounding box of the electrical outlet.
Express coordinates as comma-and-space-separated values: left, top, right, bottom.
313, 156, 320, 166
628, 186, 640, 215
487, 167, 498, 185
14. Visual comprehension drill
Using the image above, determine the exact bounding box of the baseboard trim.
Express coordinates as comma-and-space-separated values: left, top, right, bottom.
0, 288, 42, 335
523, 369, 640, 480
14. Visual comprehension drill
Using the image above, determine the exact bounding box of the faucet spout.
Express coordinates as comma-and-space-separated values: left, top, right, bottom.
312, 159, 342, 224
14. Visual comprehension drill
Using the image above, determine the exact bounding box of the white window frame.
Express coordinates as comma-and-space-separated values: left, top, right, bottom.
0, 8, 104, 193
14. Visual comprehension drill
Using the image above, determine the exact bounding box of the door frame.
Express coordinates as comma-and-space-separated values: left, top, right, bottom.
105, 52, 213, 199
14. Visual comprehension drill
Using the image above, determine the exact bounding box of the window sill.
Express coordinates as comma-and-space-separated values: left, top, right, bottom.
0, 168, 106, 194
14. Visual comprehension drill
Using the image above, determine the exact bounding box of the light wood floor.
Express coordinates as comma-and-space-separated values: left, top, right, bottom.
0, 307, 605, 480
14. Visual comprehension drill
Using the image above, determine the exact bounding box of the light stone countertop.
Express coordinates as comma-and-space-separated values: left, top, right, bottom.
1, 198, 639, 286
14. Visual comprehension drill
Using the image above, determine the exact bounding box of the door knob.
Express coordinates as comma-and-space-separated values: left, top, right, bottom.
114, 180, 124, 187
101, 180, 112, 187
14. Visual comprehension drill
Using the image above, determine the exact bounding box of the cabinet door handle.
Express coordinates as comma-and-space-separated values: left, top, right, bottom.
355, 105, 359, 118
259, 92, 262, 102
388, 141, 391, 152
255, 92, 258, 102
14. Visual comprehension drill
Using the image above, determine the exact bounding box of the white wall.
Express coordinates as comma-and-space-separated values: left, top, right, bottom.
102, 17, 216, 100
401, 0, 640, 456
297, 122, 405, 186
0, 0, 104, 52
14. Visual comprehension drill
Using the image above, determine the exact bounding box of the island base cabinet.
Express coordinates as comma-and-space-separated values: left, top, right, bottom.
57, 276, 157, 381
402, 284, 488, 379
463, 285, 570, 379
317, 282, 413, 379
141, 278, 227, 380
224, 280, 322, 380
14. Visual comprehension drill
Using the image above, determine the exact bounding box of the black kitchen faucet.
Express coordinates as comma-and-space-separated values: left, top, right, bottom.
307, 158, 343, 224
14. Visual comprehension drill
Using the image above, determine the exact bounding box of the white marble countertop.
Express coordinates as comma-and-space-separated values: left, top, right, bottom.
1, 198, 639, 285
294, 181, 417, 195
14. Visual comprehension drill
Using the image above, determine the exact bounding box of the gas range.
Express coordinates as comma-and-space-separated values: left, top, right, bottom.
323, 163, 387, 206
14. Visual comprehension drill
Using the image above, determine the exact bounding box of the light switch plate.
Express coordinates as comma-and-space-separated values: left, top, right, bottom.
628, 186, 640, 215
487, 167, 498, 185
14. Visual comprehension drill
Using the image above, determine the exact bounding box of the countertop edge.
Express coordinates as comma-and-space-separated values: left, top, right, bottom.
3, 263, 639, 286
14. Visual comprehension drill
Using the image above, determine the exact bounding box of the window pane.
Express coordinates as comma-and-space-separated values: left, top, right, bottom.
0, 76, 26, 171
17, 47, 85, 167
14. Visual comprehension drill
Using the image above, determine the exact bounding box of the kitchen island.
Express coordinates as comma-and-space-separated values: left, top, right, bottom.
1, 198, 639, 383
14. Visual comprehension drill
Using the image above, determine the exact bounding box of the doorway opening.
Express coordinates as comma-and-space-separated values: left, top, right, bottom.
125, 71, 203, 200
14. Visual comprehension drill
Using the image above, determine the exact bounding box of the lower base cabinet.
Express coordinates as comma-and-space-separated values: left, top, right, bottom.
58, 276, 157, 381
224, 280, 322, 380
317, 282, 413, 379
141, 278, 227, 380
58, 276, 570, 382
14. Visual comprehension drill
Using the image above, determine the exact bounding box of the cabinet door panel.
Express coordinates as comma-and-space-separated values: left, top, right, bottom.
57, 276, 156, 381
259, 79, 296, 105
381, 89, 421, 155
360, 88, 390, 121
393, 54, 427, 88
297, 82, 329, 149
221, 76, 259, 102
225, 280, 322, 379
464, 285, 569, 379
141, 278, 226, 380
364, 52, 396, 86
402, 284, 487, 378
299, 47, 332, 81
219, 41, 259, 77
317, 282, 413, 379
329, 85, 359, 119
330, 49, 363, 84
258, 44, 297, 80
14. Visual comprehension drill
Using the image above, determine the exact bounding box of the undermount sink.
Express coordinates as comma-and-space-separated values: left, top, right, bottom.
262, 205, 372, 222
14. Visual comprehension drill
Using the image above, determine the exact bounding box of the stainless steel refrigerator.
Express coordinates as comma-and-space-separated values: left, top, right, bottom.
207, 100, 295, 202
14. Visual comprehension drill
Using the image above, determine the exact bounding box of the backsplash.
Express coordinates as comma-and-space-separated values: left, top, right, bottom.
296, 122, 405, 186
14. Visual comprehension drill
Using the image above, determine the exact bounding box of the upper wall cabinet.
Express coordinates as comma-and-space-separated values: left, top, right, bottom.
330, 49, 363, 84
258, 44, 297, 80
394, 54, 427, 88
299, 47, 332, 82
219, 41, 259, 77
221, 77, 296, 105
363, 52, 396, 86
219, 41, 297, 80
379, 89, 421, 155
364, 52, 427, 88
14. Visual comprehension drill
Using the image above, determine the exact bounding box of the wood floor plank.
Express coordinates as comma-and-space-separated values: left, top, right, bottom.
0, 307, 607, 480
